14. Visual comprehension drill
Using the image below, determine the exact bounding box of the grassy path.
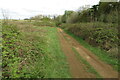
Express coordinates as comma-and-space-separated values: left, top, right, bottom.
23, 26, 71, 78
58, 28, 118, 78
39, 27, 71, 78
58, 28, 98, 78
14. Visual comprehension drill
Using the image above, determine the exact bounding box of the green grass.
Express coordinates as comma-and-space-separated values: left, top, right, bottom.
21, 26, 71, 78
2, 20, 71, 78
0, 20, 1, 79
2, 23, 22, 78
64, 30, 119, 72
72, 47, 101, 78
40, 27, 71, 78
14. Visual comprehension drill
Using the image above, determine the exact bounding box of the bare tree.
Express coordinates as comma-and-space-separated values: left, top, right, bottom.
77, 5, 91, 12
1, 9, 10, 24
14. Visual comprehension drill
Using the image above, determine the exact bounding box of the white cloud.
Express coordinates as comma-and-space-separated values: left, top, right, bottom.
0, 0, 100, 19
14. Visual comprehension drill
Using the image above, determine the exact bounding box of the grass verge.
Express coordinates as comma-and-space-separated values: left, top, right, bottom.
64, 30, 119, 72
22, 26, 71, 78
35, 27, 71, 78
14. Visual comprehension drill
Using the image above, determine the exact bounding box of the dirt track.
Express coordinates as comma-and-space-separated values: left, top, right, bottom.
57, 28, 118, 78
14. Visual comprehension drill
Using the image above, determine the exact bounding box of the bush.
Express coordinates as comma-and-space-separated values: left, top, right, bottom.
61, 22, 119, 58
2, 21, 46, 78
2, 23, 22, 78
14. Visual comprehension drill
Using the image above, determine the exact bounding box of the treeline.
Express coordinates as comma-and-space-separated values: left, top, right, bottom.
55, 2, 119, 58
24, 15, 56, 27
55, 2, 119, 24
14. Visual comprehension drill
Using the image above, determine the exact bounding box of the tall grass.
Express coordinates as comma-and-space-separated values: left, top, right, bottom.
38, 27, 71, 78
2, 20, 71, 78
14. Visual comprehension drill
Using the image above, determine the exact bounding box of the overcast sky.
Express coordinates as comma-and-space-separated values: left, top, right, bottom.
0, 0, 100, 19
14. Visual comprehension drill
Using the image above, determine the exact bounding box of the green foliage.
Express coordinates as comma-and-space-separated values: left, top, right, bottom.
106, 11, 118, 23
55, 2, 119, 23
61, 10, 75, 23
55, 2, 119, 72
54, 15, 63, 26
66, 12, 79, 23
2, 20, 71, 78
41, 17, 51, 21
2, 23, 22, 78
2, 21, 45, 78
61, 22, 119, 58
40, 27, 71, 78
65, 30, 119, 72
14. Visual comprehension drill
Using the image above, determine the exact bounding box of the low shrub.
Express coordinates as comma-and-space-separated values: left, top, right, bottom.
61, 22, 119, 58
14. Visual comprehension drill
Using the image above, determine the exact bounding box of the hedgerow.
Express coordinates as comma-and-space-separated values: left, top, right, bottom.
61, 22, 119, 58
